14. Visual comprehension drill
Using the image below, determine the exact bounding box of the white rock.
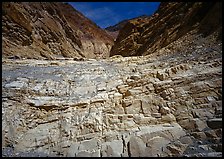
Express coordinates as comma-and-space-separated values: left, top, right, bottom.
5, 81, 28, 89
101, 140, 123, 157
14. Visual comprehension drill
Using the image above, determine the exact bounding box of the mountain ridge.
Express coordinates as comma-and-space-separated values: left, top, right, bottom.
110, 2, 222, 57
2, 2, 114, 60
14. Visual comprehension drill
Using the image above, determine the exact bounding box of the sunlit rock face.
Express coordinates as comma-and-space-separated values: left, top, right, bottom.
2, 2, 113, 60
2, 2, 222, 157
2, 36, 222, 156
110, 2, 222, 57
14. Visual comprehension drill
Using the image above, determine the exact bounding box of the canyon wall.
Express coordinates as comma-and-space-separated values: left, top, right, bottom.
110, 2, 222, 57
2, 2, 114, 59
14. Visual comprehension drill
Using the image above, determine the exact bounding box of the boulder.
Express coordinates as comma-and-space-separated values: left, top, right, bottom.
128, 136, 146, 157
179, 136, 193, 145
161, 114, 176, 123
178, 118, 207, 131
78, 138, 99, 152
151, 113, 162, 118
204, 129, 218, 138
101, 140, 123, 157
145, 136, 170, 157
160, 88, 175, 100
117, 85, 130, 94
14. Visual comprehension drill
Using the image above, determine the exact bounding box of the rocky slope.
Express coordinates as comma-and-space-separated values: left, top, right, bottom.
2, 30, 222, 156
110, 2, 222, 57
105, 15, 148, 40
2, 2, 114, 59
106, 15, 148, 32
2, 2, 222, 157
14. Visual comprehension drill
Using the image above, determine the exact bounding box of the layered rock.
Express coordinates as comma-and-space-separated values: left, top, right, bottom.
2, 2, 114, 59
105, 15, 148, 40
2, 31, 222, 156
2, 1, 222, 157
110, 2, 222, 57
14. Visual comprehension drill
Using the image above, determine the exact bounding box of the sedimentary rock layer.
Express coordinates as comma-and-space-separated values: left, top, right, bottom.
2, 2, 114, 59
2, 31, 222, 156
110, 2, 222, 57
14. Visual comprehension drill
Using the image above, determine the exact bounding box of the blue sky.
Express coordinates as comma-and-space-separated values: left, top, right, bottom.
68, 2, 160, 28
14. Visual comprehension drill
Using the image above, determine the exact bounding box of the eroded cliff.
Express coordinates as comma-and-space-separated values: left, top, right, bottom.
110, 2, 222, 57
2, 2, 114, 59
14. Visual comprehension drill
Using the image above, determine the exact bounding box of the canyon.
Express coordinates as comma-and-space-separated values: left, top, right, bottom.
2, 2, 222, 157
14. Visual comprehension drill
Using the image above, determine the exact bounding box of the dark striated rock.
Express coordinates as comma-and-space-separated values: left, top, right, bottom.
2, 2, 114, 59
207, 118, 222, 129
105, 15, 148, 40
110, 2, 222, 57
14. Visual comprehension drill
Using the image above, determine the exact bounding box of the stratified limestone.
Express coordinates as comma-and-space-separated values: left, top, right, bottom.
2, 31, 222, 157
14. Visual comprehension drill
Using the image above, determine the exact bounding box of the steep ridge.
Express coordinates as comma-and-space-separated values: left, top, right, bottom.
106, 15, 148, 32
110, 2, 222, 57
2, 2, 114, 59
105, 15, 148, 40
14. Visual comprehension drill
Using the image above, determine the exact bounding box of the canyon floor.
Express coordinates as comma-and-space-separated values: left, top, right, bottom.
2, 38, 222, 157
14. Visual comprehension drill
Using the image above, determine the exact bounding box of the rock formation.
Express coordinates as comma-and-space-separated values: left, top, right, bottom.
110, 2, 222, 57
105, 15, 148, 40
2, 32, 222, 156
2, 2, 114, 59
2, 2, 222, 157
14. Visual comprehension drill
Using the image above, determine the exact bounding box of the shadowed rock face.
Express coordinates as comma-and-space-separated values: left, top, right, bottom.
110, 2, 222, 57
105, 15, 148, 40
2, 2, 114, 59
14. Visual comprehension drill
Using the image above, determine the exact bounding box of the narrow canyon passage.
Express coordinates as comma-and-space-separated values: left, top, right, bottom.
2, 1, 222, 157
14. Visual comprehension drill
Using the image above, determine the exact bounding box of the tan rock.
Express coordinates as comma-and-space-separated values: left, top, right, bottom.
160, 106, 171, 115
130, 74, 141, 80
125, 99, 142, 114
161, 114, 176, 123
117, 84, 130, 94
178, 118, 207, 131
166, 144, 182, 155
128, 136, 146, 157
204, 129, 218, 138
126, 88, 142, 96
